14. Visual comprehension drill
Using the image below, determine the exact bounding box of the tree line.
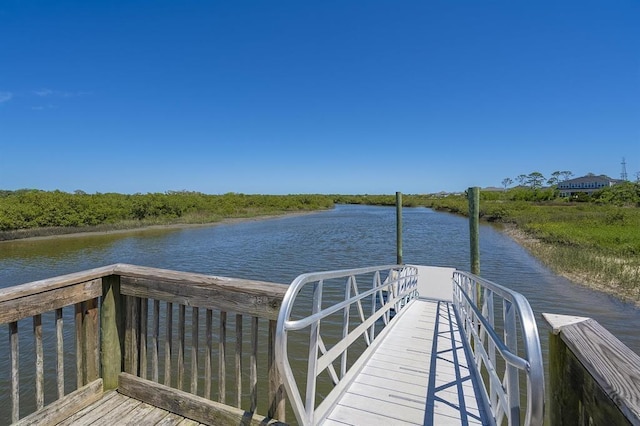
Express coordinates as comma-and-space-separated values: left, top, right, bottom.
0, 182, 637, 238
0, 190, 334, 233
501, 170, 575, 190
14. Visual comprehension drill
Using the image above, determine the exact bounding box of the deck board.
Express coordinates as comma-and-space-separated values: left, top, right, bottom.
54, 391, 202, 426
321, 299, 489, 425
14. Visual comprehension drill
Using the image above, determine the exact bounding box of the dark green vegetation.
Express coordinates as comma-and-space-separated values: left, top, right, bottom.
0, 190, 334, 240
0, 190, 434, 241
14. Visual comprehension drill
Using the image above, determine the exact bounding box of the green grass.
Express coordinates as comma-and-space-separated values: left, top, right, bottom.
423, 193, 640, 303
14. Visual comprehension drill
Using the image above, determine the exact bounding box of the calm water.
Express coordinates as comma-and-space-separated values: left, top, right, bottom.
1, 204, 639, 419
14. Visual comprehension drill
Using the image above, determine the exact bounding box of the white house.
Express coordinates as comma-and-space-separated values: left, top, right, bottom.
557, 174, 622, 197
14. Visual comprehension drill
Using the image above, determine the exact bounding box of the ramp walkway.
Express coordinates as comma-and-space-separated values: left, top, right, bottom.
276, 265, 544, 426
322, 299, 486, 425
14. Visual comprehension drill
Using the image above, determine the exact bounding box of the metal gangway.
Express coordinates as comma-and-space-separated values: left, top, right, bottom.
275, 264, 545, 425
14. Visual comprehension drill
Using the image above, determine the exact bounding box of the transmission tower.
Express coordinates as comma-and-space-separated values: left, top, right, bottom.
621, 157, 628, 181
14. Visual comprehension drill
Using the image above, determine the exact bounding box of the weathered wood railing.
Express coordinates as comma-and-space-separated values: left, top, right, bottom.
0, 264, 288, 425
544, 313, 640, 425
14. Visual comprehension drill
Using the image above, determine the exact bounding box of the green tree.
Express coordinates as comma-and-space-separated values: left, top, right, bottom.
526, 172, 546, 189
592, 182, 640, 206
547, 171, 561, 186
560, 171, 574, 181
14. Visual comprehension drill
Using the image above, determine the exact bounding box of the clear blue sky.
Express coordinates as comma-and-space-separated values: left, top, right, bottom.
1, 1, 638, 194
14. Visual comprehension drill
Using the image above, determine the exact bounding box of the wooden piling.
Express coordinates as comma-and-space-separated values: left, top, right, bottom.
468, 187, 480, 275
396, 191, 403, 265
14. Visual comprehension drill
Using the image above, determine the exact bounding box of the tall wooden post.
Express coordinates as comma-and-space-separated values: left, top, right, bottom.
468, 187, 480, 275
396, 191, 403, 265
101, 274, 123, 390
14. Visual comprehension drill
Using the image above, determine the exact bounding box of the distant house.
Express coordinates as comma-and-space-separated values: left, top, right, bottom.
557, 174, 622, 197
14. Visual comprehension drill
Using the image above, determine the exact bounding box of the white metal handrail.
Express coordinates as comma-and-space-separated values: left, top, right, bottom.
275, 265, 419, 426
453, 271, 545, 426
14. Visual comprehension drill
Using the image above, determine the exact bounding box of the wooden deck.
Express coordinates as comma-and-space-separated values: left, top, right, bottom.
4, 264, 552, 425
322, 299, 488, 425
55, 391, 204, 426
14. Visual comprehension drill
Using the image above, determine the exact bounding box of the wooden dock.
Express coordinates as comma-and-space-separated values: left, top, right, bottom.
4, 263, 640, 425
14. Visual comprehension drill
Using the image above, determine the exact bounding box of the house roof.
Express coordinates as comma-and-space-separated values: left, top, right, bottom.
559, 174, 622, 185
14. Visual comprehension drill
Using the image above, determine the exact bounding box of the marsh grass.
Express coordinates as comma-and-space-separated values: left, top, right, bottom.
427, 195, 640, 304
508, 227, 640, 303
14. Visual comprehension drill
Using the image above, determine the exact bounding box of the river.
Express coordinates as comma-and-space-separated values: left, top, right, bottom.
1, 204, 639, 420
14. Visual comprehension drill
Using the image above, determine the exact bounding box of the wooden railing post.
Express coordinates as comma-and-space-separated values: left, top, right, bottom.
544, 313, 640, 425
101, 274, 123, 390
268, 319, 285, 421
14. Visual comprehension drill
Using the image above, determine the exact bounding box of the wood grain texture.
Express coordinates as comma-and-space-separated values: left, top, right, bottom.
551, 317, 640, 424
75, 302, 84, 388
178, 304, 186, 390
164, 302, 173, 387
0, 262, 284, 321
140, 298, 148, 380
119, 273, 286, 320
191, 307, 199, 395
152, 299, 160, 382
268, 319, 285, 421
118, 372, 286, 425
124, 295, 140, 375
0, 279, 102, 324
250, 316, 258, 413
205, 309, 213, 400
219, 310, 227, 404
58, 388, 141, 426
13, 379, 103, 426
10, 321, 19, 423
236, 313, 243, 408
0, 265, 116, 303
56, 308, 65, 398
84, 297, 100, 383
55, 390, 119, 426
33, 314, 44, 410
100, 275, 123, 391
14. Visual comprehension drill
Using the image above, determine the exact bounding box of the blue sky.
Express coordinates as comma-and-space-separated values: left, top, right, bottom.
1, 1, 638, 194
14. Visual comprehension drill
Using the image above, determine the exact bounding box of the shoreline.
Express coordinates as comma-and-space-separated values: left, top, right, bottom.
0, 210, 323, 244
501, 224, 640, 308
3, 207, 637, 308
